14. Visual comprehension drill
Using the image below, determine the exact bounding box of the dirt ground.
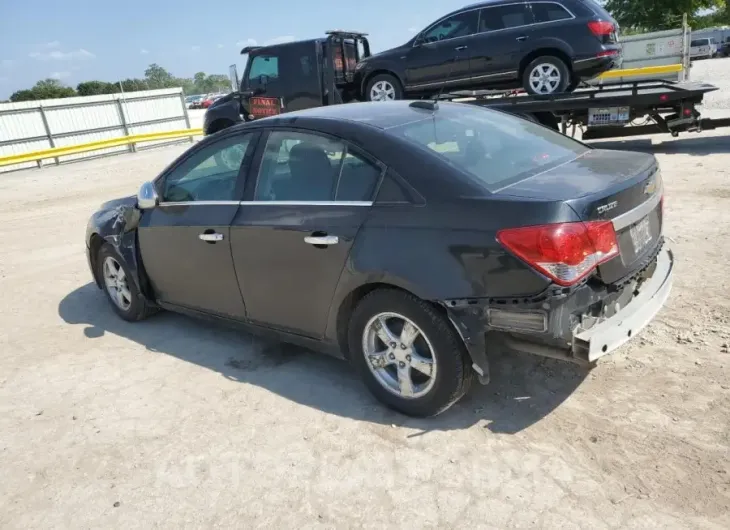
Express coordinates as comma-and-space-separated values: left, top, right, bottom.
2, 64, 730, 529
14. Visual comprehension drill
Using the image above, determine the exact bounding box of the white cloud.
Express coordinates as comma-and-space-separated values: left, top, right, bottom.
30, 48, 95, 61
50, 71, 70, 79
140, 48, 149, 55
236, 38, 257, 47
217, 43, 224, 49
1, 59, 14, 68
408, 27, 418, 33
191, 45, 201, 52
264, 35, 295, 45
46, 40, 60, 48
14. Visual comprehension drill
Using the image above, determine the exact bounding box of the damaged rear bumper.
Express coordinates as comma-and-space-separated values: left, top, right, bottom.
571, 246, 673, 362
446, 245, 674, 379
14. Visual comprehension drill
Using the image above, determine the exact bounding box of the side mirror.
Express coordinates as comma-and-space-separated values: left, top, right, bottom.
137, 181, 159, 210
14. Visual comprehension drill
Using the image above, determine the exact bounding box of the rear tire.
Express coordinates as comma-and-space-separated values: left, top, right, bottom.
364, 73, 404, 102
522, 56, 570, 95
348, 288, 473, 417
97, 243, 157, 322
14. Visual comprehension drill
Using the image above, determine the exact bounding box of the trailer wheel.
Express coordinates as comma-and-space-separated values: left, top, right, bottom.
365, 73, 404, 102
522, 56, 570, 95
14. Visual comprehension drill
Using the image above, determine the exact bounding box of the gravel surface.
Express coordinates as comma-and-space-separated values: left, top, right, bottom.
690, 56, 730, 111
1, 66, 729, 529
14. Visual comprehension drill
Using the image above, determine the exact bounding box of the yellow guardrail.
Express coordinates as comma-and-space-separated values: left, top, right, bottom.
597, 63, 683, 80
0, 128, 203, 168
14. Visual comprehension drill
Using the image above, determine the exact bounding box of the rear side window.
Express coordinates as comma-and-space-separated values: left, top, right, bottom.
691, 39, 709, 47
531, 2, 573, 23
387, 106, 589, 192
479, 4, 533, 32
579, 0, 613, 19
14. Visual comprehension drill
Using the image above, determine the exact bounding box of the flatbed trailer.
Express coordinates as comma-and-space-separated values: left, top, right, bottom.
441, 79, 730, 140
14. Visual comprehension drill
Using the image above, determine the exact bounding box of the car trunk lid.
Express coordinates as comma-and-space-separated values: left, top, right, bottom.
497, 149, 664, 284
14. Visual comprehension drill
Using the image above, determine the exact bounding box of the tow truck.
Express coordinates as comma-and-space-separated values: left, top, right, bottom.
203, 30, 730, 141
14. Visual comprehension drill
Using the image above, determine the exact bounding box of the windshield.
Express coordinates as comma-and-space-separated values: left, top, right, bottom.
387, 104, 589, 192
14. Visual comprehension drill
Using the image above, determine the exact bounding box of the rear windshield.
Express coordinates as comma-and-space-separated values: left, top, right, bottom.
692, 39, 710, 46
387, 105, 588, 192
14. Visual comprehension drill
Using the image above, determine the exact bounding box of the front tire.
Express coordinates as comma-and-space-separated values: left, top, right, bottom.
97, 243, 157, 322
348, 289, 473, 417
364, 73, 404, 102
522, 56, 570, 95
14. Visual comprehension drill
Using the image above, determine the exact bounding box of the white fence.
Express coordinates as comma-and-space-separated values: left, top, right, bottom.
0, 88, 194, 172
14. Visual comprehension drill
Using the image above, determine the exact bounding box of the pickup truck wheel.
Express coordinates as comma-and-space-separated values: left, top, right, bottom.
97, 243, 157, 322
365, 74, 403, 102
348, 289, 473, 417
523, 56, 570, 95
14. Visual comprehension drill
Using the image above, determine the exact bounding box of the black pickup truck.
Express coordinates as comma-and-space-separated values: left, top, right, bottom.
203, 30, 730, 141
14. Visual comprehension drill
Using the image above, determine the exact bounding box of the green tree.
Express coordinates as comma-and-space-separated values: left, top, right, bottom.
605, 0, 725, 32
144, 63, 174, 89
10, 79, 76, 101
76, 80, 118, 96
118, 78, 149, 92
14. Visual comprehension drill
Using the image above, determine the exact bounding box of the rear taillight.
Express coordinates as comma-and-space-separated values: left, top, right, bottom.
597, 49, 619, 57
497, 221, 619, 286
588, 20, 615, 36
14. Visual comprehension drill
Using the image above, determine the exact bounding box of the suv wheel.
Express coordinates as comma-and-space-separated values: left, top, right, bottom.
365, 74, 403, 102
348, 289, 473, 417
523, 56, 570, 95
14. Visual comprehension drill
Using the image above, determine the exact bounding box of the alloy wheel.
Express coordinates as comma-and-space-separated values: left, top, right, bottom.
370, 80, 396, 102
362, 312, 437, 399
529, 63, 562, 94
102, 257, 132, 311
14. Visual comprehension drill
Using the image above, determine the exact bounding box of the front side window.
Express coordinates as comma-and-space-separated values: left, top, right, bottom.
530, 2, 573, 23
421, 11, 479, 43
248, 55, 279, 82
387, 106, 588, 192
480, 4, 533, 32
162, 134, 252, 202
254, 130, 381, 202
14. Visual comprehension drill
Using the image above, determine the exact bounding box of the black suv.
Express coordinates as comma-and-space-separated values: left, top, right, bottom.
356, 0, 621, 98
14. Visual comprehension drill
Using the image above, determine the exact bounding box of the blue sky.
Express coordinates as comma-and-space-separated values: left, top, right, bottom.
0, 0, 473, 98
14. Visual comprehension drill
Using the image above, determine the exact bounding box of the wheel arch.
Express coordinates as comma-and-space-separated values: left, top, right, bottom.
360, 69, 405, 98
519, 47, 574, 79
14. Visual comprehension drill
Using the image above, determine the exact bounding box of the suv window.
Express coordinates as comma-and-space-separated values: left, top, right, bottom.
479, 4, 532, 32
531, 2, 573, 23
255, 131, 381, 202
421, 10, 479, 43
162, 134, 252, 202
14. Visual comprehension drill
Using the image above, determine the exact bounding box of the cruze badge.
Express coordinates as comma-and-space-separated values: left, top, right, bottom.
596, 201, 618, 215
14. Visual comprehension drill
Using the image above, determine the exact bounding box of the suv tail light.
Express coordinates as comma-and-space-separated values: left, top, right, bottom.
496, 221, 619, 286
588, 20, 615, 36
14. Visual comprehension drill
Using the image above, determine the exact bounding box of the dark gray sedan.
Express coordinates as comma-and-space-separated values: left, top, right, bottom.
85, 100, 673, 417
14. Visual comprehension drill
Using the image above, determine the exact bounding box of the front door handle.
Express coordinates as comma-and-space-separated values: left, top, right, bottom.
516, 35, 528, 42
304, 235, 339, 246
199, 232, 224, 242
455, 45, 468, 51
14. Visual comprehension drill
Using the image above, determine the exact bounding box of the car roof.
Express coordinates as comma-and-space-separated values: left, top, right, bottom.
250, 100, 473, 130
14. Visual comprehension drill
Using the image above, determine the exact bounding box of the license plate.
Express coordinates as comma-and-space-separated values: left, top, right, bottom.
629, 216, 652, 253
588, 106, 630, 127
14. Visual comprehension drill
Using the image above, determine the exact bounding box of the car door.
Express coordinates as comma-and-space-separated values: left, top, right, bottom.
405, 9, 479, 91
137, 130, 260, 319
468, 2, 534, 84
230, 128, 384, 338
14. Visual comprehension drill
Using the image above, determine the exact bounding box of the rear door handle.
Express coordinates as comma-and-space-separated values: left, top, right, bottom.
199, 232, 224, 242
516, 36, 528, 42
455, 45, 468, 51
304, 235, 339, 246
